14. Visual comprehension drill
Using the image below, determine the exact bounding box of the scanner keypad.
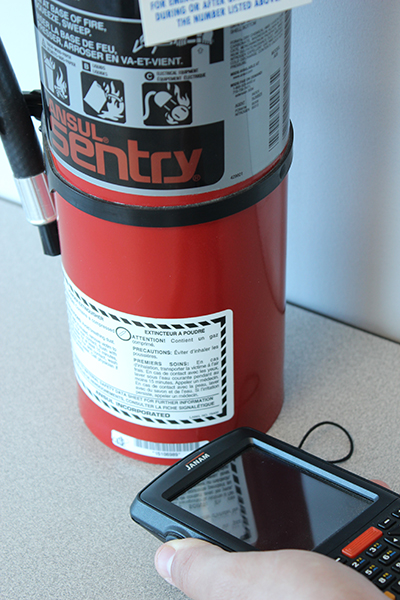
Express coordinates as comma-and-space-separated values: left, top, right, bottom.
335, 501, 400, 598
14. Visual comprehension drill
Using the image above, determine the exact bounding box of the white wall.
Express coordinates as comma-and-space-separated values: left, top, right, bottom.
287, 0, 400, 341
2, 0, 400, 342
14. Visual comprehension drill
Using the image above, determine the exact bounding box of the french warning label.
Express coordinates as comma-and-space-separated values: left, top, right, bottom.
64, 273, 234, 429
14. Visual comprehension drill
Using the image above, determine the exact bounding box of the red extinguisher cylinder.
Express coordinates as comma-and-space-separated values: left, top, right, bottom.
32, 0, 293, 463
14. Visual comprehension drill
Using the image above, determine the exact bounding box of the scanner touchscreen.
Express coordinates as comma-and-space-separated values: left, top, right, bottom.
172, 446, 374, 551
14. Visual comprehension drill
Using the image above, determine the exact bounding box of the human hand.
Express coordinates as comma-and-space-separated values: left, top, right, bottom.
155, 538, 384, 600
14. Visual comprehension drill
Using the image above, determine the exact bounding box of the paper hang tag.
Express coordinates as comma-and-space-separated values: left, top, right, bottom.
138, 0, 311, 47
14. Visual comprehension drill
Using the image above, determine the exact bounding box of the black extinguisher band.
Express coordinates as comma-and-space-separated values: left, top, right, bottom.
45, 124, 293, 229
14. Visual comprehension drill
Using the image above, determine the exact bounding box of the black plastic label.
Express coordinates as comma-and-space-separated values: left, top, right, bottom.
33, 0, 290, 195
33, 0, 223, 68
34, 0, 141, 21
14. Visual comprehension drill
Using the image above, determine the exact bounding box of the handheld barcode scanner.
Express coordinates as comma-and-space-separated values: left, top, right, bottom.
131, 428, 400, 595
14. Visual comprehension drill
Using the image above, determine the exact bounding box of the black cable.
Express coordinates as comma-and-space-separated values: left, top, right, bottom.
298, 421, 354, 464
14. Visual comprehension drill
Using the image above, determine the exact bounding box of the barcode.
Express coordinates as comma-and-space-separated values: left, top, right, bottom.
282, 10, 291, 140
269, 68, 281, 150
111, 430, 208, 459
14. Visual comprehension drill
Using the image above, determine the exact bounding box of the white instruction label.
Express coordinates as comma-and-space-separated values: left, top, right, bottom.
139, 0, 311, 46
64, 273, 234, 429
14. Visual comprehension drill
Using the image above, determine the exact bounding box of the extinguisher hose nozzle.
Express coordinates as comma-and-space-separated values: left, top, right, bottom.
38, 221, 61, 256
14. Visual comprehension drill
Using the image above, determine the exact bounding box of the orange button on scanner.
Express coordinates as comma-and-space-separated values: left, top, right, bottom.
342, 527, 383, 559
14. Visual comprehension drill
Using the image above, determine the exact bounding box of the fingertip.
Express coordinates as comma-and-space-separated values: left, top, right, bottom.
155, 539, 210, 585
372, 479, 390, 489
155, 543, 176, 584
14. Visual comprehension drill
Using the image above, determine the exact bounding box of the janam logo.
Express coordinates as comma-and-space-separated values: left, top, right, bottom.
46, 97, 224, 190
185, 451, 211, 471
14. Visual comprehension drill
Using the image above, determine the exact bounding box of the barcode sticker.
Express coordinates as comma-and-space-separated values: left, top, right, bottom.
269, 68, 281, 150
282, 10, 291, 139
138, 0, 311, 47
111, 430, 208, 459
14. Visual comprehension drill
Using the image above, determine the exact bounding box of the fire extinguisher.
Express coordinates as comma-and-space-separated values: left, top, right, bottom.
0, 4, 293, 465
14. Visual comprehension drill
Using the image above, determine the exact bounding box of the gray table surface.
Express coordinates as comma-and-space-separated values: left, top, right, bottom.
2, 199, 400, 600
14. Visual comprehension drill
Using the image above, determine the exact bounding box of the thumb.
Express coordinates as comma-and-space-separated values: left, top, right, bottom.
154, 538, 232, 599
155, 539, 384, 600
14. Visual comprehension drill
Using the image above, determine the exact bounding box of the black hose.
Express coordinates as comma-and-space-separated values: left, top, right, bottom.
0, 37, 60, 256
0, 38, 44, 178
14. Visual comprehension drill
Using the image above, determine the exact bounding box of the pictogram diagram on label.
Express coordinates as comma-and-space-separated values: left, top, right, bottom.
142, 82, 192, 126
81, 72, 126, 122
42, 48, 70, 105
64, 273, 234, 429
